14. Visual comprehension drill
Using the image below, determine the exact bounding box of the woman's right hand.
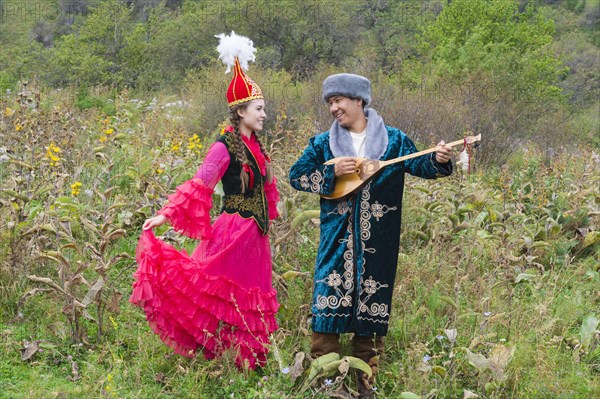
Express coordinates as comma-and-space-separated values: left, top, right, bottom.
143, 214, 167, 230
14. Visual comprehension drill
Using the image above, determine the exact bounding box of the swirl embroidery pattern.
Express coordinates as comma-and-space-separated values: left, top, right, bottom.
315, 200, 355, 313
356, 183, 396, 323
294, 169, 325, 193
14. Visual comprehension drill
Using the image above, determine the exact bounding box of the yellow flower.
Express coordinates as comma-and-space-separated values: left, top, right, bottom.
45, 143, 62, 167
155, 168, 164, 174
187, 134, 203, 152
15, 123, 23, 131
99, 135, 107, 143
4, 107, 15, 117
104, 128, 114, 135
71, 182, 82, 196
171, 142, 180, 152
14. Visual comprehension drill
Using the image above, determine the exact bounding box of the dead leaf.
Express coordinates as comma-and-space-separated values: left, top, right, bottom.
466, 349, 489, 373
445, 328, 458, 343
290, 351, 305, 381
328, 383, 353, 399
21, 340, 41, 361
488, 344, 515, 381
463, 389, 479, 398
27, 275, 70, 297
337, 358, 350, 374
107, 291, 123, 314
81, 277, 105, 307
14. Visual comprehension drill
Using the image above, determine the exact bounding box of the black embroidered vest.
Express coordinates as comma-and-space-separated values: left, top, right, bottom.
217, 133, 269, 235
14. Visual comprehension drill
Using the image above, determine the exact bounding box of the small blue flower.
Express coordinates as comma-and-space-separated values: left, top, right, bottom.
281, 367, 290, 374
423, 354, 432, 363
484, 311, 492, 317
324, 379, 333, 386
436, 335, 445, 341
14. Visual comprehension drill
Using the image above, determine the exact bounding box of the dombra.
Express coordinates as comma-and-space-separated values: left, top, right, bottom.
321, 134, 481, 200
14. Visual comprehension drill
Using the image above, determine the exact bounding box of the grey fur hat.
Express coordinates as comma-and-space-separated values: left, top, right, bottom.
322, 73, 372, 106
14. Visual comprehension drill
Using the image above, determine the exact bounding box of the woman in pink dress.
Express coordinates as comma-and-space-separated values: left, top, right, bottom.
129, 32, 280, 369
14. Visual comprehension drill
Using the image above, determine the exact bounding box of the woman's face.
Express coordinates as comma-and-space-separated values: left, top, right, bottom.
238, 99, 267, 134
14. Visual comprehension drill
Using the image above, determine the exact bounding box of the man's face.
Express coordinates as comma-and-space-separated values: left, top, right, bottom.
327, 96, 364, 130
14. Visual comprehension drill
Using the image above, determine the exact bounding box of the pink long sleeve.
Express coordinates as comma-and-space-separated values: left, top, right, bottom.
265, 176, 280, 220
157, 142, 231, 239
193, 142, 230, 188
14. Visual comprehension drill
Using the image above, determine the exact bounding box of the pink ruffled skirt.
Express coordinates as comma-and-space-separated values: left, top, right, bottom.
129, 213, 279, 369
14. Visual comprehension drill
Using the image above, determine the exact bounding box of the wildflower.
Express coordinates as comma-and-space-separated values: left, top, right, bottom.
281, 367, 290, 374
45, 143, 61, 167
188, 134, 203, 153
84, 189, 94, 197
324, 379, 333, 386
4, 107, 15, 117
484, 311, 491, 317
99, 135, 107, 143
0, 154, 9, 163
423, 354, 432, 363
171, 142, 181, 152
15, 123, 23, 131
436, 335, 446, 342
71, 182, 82, 196
104, 128, 114, 135
155, 169, 164, 174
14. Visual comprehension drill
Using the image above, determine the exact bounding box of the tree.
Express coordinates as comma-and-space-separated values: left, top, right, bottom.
41, 0, 144, 87
417, 0, 569, 163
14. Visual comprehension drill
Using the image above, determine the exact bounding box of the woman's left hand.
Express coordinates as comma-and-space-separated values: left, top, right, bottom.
143, 214, 167, 230
435, 141, 452, 164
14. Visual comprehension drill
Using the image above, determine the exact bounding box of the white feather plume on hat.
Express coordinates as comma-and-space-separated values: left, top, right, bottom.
215, 31, 257, 74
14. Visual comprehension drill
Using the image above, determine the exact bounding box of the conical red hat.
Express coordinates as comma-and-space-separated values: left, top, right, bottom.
227, 57, 263, 106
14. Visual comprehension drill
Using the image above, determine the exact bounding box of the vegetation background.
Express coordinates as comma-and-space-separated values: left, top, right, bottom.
0, 0, 598, 398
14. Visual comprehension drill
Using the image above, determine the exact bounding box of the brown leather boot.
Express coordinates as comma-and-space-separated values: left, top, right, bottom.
311, 331, 341, 357
352, 335, 384, 398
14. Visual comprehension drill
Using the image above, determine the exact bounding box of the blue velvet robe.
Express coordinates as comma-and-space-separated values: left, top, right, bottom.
289, 126, 452, 337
